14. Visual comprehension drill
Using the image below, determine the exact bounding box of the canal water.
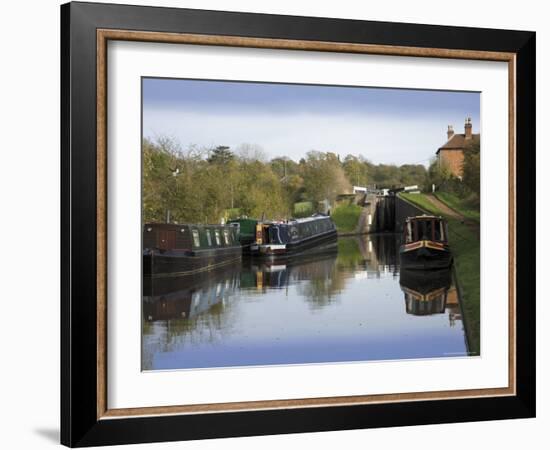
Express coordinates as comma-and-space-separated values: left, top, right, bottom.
142, 235, 469, 371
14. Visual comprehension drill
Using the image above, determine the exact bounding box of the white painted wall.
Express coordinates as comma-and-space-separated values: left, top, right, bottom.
0, 1, 546, 449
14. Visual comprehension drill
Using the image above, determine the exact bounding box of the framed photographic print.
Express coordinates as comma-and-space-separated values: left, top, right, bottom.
61, 1, 536, 447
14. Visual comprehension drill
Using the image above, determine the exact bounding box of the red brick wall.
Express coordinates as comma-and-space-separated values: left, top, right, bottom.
438, 150, 464, 178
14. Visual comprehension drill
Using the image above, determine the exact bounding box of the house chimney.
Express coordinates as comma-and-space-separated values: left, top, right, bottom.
447, 125, 454, 140
464, 117, 472, 139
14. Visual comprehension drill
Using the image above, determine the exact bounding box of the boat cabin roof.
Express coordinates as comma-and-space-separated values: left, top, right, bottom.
228, 218, 257, 225
403, 215, 448, 243
406, 215, 445, 222
254, 214, 333, 227
144, 223, 233, 230
288, 214, 332, 225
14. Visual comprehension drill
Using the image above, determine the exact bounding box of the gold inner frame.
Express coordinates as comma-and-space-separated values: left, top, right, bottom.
96, 29, 516, 420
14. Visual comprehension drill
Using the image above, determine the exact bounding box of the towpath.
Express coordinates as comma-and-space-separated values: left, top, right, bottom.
424, 195, 463, 220
423, 194, 480, 237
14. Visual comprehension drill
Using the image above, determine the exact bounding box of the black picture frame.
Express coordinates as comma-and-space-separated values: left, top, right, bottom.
61, 1, 536, 447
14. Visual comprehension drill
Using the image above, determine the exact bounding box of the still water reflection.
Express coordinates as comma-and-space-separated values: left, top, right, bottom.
142, 235, 468, 370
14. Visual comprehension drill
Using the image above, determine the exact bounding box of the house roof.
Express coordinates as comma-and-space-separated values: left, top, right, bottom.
436, 133, 480, 154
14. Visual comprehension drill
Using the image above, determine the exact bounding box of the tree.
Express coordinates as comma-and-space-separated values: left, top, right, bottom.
207, 145, 234, 165
142, 135, 441, 225
142, 137, 181, 222
235, 160, 289, 219
425, 157, 452, 191
342, 154, 368, 187
270, 156, 298, 180
302, 151, 351, 203
236, 143, 267, 162
398, 164, 427, 187
462, 140, 480, 196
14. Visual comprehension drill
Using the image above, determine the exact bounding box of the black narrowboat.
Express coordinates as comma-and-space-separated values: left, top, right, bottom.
143, 223, 242, 278
399, 215, 453, 270
250, 214, 337, 259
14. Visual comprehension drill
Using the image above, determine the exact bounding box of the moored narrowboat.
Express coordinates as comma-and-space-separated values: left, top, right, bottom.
143, 223, 242, 278
251, 214, 337, 259
399, 215, 453, 270
228, 217, 258, 254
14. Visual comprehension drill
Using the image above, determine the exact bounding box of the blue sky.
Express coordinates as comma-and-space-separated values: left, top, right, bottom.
142, 78, 480, 165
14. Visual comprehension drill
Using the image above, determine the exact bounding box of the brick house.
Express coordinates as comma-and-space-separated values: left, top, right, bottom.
436, 118, 480, 179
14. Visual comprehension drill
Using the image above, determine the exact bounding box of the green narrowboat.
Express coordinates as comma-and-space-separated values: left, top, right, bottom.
228, 218, 258, 254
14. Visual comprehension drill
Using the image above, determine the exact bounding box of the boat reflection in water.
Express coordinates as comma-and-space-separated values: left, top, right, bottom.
244, 248, 342, 311
143, 235, 471, 371
143, 264, 241, 322
399, 268, 463, 326
143, 249, 339, 323
241, 247, 338, 291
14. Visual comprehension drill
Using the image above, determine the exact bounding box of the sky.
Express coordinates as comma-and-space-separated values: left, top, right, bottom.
142, 78, 480, 166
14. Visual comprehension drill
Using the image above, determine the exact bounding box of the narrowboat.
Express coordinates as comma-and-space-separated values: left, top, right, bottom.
250, 214, 337, 259
399, 215, 453, 270
228, 217, 258, 254
143, 223, 242, 278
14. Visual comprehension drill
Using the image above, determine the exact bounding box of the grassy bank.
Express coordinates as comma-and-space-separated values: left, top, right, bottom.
399, 192, 480, 355
332, 204, 362, 233
434, 191, 480, 222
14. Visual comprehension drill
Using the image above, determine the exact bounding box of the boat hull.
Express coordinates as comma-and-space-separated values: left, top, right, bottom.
143, 246, 242, 278
239, 237, 257, 255
399, 241, 453, 270
252, 229, 338, 260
